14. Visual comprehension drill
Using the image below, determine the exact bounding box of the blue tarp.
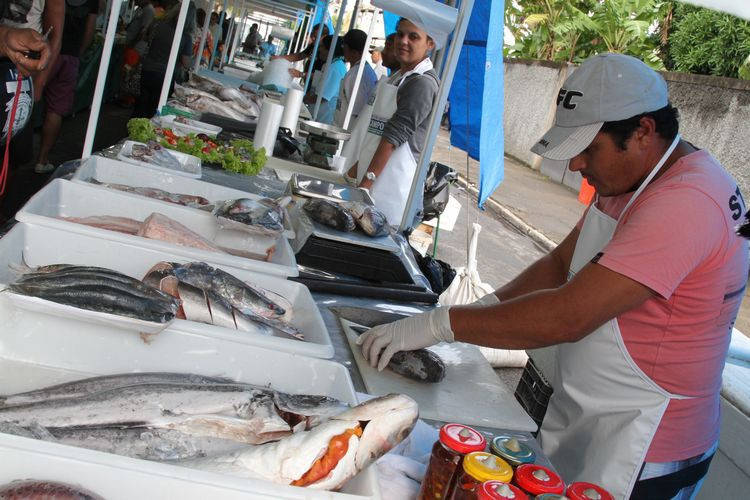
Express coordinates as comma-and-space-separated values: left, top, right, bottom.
313, 1, 334, 33
382, 11, 399, 37
448, 0, 504, 208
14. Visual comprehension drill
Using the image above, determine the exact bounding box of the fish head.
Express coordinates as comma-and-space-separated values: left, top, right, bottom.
333, 394, 418, 470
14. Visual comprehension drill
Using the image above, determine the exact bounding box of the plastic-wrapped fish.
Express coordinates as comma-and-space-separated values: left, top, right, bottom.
303, 199, 356, 232
342, 201, 388, 237
214, 196, 290, 235
89, 179, 210, 208
128, 141, 183, 171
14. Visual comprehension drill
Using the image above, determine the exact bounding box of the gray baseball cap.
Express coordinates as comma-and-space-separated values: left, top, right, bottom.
531, 53, 668, 160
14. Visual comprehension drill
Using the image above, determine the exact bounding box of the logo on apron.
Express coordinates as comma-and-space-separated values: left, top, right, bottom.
367, 116, 387, 136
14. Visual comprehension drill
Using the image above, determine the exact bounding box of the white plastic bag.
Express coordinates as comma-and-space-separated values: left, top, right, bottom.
439, 223, 529, 368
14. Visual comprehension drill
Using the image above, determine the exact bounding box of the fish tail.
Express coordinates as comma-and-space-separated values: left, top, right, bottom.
8, 252, 33, 278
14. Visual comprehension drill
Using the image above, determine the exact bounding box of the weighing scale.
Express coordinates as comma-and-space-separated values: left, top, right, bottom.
298, 120, 350, 170
286, 174, 437, 303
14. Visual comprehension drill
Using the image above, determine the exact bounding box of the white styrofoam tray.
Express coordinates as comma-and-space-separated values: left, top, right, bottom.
0, 223, 333, 358
72, 155, 295, 239
117, 140, 202, 178
160, 114, 222, 137
0, 295, 378, 498
16, 179, 298, 278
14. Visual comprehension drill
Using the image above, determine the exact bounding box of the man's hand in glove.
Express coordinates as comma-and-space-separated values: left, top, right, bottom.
356, 307, 454, 371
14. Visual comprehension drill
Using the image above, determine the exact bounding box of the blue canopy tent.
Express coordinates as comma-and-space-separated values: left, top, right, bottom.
447, 0, 504, 209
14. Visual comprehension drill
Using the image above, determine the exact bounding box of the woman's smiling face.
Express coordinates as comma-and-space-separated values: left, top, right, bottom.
394, 19, 435, 69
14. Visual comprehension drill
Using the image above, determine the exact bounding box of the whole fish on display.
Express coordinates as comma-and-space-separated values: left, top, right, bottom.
5, 265, 180, 323
127, 141, 183, 171
0, 378, 348, 445
89, 179, 211, 208
303, 199, 356, 232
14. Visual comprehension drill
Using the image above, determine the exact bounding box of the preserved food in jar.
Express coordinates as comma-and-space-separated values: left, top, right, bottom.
418, 423, 487, 500
478, 480, 529, 500
450, 452, 513, 500
566, 481, 614, 500
490, 436, 535, 468
513, 464, 565, 496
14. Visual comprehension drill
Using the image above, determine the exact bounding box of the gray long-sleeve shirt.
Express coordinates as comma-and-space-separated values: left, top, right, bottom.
382, 69, 440, 158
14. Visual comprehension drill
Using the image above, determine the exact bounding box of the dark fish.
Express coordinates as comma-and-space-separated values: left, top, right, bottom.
342, 201, 388, 236
0, 480, 104, 499
303, 199, 356, 232
215, 197, 287, 233
351, 326, 446, 383
8, 283, 177, 323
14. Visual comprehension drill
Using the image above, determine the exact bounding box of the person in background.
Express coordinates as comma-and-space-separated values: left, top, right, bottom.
208, 11, 220, 54
358, 53, 748, 499
334, 29, 377, 128
120, 0, 156, 107
381, 32, 400, 73
34, 0, 98, 174
259, 34, 276, 59
303, 34, 345, 125
369, 46, 388, 80
133, 0, 195, 119
346, 18, 439, 225
192, 8, 213, 66
242, 22, 262, 54
275, 23, 329, 80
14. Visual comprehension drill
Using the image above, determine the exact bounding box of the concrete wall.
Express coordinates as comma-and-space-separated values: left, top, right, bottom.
504, 59, 750, 197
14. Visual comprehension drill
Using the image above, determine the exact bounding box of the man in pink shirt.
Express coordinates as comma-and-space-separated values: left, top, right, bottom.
358, 54, 748, 498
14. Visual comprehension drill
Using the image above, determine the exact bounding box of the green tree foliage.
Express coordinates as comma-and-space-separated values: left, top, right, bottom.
505, 0, 669, 69
666, 4, 750, 78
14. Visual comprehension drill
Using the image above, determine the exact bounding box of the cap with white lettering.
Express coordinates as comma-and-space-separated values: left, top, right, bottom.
530, 53, 668, 161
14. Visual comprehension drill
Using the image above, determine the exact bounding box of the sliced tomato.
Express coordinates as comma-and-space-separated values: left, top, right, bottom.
163, 129, 178, 139
167, 137, 177, 146
291, 426, 363, 487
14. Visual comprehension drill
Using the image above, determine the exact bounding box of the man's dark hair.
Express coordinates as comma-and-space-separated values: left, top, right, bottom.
600, 103, 680, 150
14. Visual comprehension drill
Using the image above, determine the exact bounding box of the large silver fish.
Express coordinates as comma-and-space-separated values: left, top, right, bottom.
303, 199, 356, 232
0, 372, 234, 408
182, 393, 418, 490
0, 382, 347, 444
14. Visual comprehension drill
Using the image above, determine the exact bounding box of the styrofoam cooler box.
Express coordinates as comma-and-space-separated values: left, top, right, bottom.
16, 179, 298, 278
0, 294, 379, 498
0, 223, 333, 358
72, 156, 295, 239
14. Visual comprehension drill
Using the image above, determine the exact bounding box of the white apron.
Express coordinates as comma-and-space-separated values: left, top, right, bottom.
341, 76, 389, 172
539, 135, 688, 499
357, 59, 433, 225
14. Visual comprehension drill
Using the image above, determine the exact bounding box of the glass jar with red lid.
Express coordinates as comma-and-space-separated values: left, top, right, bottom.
566, 482, 614, 500
450, 451, 514, 500
478, 480, 529, 500
418, 424, 487, 500
513, 464, 565, 496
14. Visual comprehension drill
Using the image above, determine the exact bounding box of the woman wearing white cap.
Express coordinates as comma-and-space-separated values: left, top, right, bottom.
346, 17, 440, 226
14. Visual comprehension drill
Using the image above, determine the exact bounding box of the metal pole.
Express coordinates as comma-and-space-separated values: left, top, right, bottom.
341, 7, 378, 131
156, 0, 191, 113
399, 0, 474, 232
287, 12, 301, 56
220, 2, 238, 69
209, 0, 230, 69
303, 1, 328, 95
229, 4, 248, 64
348, 0, 361, 30
194, 0, 214, 72
312, 0, 347, 120
82, 0, 123, 158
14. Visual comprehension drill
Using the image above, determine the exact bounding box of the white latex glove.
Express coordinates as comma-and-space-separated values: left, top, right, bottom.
356, 308, 454, 371
470, 292, 500, 307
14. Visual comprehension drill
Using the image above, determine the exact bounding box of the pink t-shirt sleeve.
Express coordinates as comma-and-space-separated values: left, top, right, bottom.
596, 187, 726, 299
